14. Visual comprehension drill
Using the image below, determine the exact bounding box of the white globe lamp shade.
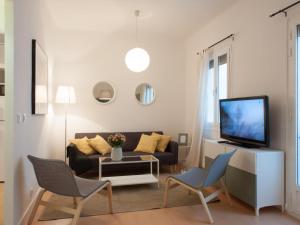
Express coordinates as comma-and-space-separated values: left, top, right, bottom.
125, 47, 150, 73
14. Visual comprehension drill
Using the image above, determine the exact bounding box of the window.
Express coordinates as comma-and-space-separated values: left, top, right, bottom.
206, 50, 230, 125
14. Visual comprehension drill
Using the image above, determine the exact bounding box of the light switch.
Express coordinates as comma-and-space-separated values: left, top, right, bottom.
16, 114, 22, 123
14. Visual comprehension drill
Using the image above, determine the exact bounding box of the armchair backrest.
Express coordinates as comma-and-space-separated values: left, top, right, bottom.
203, 149, 237, 187
28, 155, 81, 197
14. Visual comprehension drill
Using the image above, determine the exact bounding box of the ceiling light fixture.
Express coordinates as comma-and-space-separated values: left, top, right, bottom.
125, 10, 150, 73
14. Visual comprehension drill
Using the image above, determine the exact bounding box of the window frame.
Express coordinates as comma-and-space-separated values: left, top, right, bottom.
205, 46, 231, 137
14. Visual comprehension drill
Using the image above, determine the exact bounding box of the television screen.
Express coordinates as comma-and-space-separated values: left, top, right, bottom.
219, 96, 269, 147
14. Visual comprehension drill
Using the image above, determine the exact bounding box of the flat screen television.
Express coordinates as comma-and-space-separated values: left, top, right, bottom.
219, 96, 269, 148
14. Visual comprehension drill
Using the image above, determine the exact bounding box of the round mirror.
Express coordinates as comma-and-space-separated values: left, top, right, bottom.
93, 81, 116, 104
135, 83, 155, 105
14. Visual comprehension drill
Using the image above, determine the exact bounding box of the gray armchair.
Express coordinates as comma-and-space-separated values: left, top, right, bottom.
163, 149, 236, 224
27, 155, 113, 225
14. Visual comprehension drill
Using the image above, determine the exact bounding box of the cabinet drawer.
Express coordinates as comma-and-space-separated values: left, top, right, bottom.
226, 147, 256, 174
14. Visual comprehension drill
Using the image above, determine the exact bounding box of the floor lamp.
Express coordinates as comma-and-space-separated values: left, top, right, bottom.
55, 86, 76, 162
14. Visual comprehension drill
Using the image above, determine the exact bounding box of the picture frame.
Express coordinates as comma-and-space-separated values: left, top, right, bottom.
32, 39, 48, 115
178, 133, 188, 146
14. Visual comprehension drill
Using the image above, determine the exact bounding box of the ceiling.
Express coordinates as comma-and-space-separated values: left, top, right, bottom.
44, 0, 239, 39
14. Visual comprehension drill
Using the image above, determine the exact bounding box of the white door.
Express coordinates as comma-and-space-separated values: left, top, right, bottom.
287, 13, 300, 219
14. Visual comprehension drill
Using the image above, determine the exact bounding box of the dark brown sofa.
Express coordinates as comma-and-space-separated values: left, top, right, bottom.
67, 131, 178, 176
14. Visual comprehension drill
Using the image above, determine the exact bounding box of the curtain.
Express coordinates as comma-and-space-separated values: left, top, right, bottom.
185, 52, 210, 168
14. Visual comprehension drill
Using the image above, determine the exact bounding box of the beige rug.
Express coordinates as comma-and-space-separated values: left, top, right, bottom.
39, 174, 218, 221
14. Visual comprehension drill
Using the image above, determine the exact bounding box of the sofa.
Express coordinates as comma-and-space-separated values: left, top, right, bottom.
67, 131, 178, 176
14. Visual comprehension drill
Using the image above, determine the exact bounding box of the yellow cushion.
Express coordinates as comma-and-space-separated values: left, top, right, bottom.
88, 135, 112, 155
152, 133, 172, 152
134, 134, 160, 154
70, 137, 95, 155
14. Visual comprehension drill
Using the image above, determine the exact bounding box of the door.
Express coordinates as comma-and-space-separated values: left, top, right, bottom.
288, 14, 300, 219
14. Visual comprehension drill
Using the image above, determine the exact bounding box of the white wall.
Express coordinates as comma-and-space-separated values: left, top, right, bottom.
6, 0, 54, 224
0, 0, 4, 33
48, 30, 186, 160
184, 0, 300, 215
185, 0, 297, 149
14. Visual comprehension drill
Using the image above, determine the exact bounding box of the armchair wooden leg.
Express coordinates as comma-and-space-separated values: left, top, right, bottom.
163, 178, 171, 208
197, 191, 214, 224
71, 198, 83, 225
27, 189, 46, 225
73, 197, 77, 208
220, 179, 232, 206
107, 183, 113, 213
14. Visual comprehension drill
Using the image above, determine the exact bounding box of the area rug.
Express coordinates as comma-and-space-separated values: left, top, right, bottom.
39, 174, 217, 221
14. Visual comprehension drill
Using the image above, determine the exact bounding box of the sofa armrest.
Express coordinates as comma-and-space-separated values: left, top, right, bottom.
67, 144, 94, 175
165, 141, 178, 164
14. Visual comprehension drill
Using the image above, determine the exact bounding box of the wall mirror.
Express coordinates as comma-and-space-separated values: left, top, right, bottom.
135, 83, 155, 105
93, 81, 115, 104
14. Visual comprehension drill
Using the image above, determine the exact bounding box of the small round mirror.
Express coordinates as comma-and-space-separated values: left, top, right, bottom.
93, 81, 115, 104
135, 83, 155, 105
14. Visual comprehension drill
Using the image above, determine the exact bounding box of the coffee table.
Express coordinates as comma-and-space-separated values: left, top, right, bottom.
99, 155, 160, 187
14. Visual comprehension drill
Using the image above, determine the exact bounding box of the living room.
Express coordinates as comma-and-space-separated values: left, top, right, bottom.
1, 0, 300, 225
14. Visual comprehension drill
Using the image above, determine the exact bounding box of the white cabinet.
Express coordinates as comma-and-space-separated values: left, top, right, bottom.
204, 139, 285, 216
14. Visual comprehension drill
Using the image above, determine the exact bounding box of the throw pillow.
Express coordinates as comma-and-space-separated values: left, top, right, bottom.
70, 137, 95, 155
134, 134, 160, 154
152, 133, 172, 152
88, 135, 112, 155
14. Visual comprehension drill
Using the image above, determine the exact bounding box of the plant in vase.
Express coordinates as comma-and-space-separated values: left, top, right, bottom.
107, 133, 126, 161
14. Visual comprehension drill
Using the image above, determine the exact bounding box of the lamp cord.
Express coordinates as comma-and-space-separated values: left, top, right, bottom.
135, 10, 139, 47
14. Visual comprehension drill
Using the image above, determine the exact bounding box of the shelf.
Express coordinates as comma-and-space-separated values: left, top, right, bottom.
100, 174, 159, 186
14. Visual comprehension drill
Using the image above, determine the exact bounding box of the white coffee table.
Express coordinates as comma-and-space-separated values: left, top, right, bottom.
99, 155, 160, 187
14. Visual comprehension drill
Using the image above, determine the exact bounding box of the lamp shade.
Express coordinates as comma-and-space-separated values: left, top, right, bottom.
55, 86, 76, 104
125, 47, 150, 73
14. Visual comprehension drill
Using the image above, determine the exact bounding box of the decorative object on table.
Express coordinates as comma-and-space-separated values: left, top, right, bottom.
135, 83, 155, 105
55, 85, 76, 162
125, 10, 150, 73
178, 133, 188, 146
32, 39, 48, 115
107, 133, 126, 161
93, 81, 116, 104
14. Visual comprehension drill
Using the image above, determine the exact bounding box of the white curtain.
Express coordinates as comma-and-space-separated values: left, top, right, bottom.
185, 52, 210, 168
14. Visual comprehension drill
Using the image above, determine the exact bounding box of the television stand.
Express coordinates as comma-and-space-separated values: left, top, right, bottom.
221, 141, 261, 149
205, 139, 284, 216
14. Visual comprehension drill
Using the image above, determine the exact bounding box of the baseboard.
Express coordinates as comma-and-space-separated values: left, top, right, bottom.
17, 187, 42, 225
286, 209, 300, 221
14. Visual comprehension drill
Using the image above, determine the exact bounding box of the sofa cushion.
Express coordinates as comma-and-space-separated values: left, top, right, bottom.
87, 135, 112, 155
75, 131, 163, 152
70, 137, 96, 155
134, 134, 160, 154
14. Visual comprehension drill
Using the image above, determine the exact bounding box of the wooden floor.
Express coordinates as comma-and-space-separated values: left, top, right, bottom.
0, 182, 299, 225
32, 190, 299, 225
